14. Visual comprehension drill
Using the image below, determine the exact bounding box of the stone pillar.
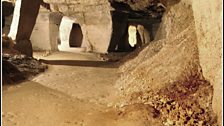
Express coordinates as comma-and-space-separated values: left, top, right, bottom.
8, 0, 41, 57
84, 10, 113, 53
31, 7, 51, 51
49, 12, 63, 51
128, 25, 137, 47
137, 25, 151, 45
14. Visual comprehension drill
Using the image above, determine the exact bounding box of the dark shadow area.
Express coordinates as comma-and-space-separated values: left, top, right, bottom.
2, 52, 48, 85
108, 0, 165, 53
109, 0, 166, 19
2, 1, 14, 28
108, 9, 162, 53
40, 0, 51, 10
110, 1, 132, 12
150, 23, 161, 41
108, 11, 131, 52
39, 59, 119, 68
2, 60, 26, 85
69, 23, 83, 47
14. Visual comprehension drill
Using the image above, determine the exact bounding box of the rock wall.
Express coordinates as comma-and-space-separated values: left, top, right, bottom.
5, 0, 222, 124
43, 0, 113, 53
31, 7, 52, 51
154, 0, 194, 40
192, 0, 222, 125
116, 0, 198, 95
115, 0, 222, 125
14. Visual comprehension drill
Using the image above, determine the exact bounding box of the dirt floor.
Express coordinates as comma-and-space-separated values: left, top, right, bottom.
2, 51, 163, 126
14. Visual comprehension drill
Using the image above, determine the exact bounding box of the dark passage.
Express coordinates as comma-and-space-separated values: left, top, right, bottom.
69, 23, 83, 47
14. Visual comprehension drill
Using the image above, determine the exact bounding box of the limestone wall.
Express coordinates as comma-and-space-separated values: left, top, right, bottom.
43, 0, 113, 53
115, 0, 222, 125
116, 0, 199, 102
31, 7, 52, 51
192, 1, 222, 125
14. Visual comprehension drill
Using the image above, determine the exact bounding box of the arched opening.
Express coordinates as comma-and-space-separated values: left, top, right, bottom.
69, 23, 83, 47
58, 17, 86, 52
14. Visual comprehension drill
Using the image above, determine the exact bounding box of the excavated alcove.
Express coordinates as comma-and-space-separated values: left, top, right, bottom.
58, 16, 87, 52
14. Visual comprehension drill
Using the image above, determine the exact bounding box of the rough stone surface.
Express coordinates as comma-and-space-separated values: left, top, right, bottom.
116, 24, 200, 98
8, 0, 164, 53
155, 0, 194, 40
31, 7, 52, 51
192, 0, 222, 125
116, 0, 197, 92
48, 12, 63, 51
43, 0, 112, 53
4, 0, 222, 125
49, 12, 63, 25
114, 0, 221, 125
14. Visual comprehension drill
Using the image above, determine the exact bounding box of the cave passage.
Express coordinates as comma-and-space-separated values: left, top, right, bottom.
69, 23, 83, 48
4, 0, 222, 126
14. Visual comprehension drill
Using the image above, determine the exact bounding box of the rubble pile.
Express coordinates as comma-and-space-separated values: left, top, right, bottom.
2, 36, 47, 84
120, 74, 216, 126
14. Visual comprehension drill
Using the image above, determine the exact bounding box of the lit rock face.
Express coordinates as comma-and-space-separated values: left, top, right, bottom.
115, 0, 222, 125
192, 0, 222, 125
58, 17, 76, 51
30, 7, 52, 51
117, 0, 197, 95
43, 0, 113, 53
128, 25, 137, 47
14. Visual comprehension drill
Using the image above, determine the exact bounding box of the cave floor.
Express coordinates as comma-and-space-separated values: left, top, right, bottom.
2, 51, 163, 126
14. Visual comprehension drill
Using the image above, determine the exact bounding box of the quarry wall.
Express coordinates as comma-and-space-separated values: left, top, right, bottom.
5, 0, 222, 124
43, 0, 113, 53
192, 0, 222, 125
116, 0, 222, 125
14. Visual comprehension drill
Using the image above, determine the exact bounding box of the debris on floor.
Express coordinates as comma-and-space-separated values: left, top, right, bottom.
2, 35, 48, 84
